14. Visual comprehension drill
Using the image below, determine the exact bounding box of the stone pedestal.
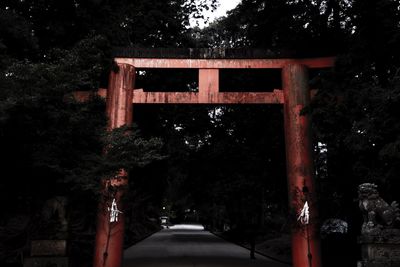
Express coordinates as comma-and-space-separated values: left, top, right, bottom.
358, 229, 400, 267
24, 240, 68, 267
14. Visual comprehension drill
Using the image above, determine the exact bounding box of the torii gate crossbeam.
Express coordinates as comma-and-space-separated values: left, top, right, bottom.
79, 55, 335, 267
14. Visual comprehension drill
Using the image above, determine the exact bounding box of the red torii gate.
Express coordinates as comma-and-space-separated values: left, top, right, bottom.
77, 52, 335, 267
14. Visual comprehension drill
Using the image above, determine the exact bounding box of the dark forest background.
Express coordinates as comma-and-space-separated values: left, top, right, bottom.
1, 1, 400, 267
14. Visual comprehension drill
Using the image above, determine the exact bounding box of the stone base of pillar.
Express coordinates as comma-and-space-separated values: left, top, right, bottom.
24, 239, 68, 267
24, 257, 69, 267
357, 229, 400, 267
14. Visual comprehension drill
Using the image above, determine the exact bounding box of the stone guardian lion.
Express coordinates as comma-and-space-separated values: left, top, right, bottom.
358, 183, 400, 234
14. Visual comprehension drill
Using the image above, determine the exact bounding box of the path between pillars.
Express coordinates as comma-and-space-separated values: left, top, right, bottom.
123, 224, 291, 267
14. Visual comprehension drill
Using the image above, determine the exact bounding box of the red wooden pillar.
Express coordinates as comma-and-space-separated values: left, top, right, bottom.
93, 63, 135, 267
282, 64, 321, 267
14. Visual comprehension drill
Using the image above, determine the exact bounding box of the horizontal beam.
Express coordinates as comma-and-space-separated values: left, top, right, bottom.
71, 89, 320, 104
115, 57, 335, 69
71, 89, 107, 102
132, 89, 283, 104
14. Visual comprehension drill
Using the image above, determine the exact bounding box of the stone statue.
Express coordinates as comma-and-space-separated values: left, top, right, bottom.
40, 196, 68, 238
358, 183, 400, 267
358, 183, 400, 234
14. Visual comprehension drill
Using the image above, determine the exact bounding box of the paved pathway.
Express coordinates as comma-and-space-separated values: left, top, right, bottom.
123, 225, 290, 267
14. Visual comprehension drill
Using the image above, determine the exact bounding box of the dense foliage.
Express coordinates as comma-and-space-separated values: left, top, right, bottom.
172, 1, 400, 265
0, 1, 399, 267
0, 0, 213, 265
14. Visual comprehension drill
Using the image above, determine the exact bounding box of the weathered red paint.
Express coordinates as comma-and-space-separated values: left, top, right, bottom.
93, 63, 135, 267
132, 89, 284, 104
115, 57, 335, 69
199, 68, 219, 102
283, 64, 321, 267
106, 64, 135, 129
93, 172, 128, 267
73, 88, 320, 105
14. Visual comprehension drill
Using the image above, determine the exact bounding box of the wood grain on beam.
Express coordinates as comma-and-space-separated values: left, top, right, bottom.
115, 57, 335, 69
132, 89, 283, 104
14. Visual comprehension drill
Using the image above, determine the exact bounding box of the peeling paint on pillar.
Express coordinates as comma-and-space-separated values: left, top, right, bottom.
283, 64, 321, 267
93, 63, 135, 267
93, 173, 128, 267
106, 64, 135, 129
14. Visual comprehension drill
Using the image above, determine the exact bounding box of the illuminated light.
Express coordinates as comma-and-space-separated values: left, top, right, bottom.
169, 224, 205, 230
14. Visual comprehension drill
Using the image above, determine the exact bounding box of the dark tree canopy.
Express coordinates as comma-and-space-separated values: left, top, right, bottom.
1, 1, 400, 266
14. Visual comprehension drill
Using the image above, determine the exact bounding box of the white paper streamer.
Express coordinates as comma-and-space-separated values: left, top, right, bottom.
108, 198, 123, 223
298, 201, 310, 225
